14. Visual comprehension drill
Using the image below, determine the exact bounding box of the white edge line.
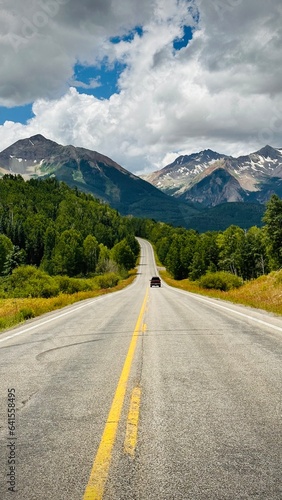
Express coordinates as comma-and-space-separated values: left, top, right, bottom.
169, 286, 282, 333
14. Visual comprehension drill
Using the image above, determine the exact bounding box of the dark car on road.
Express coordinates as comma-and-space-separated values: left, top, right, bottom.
150, 276, 161, 287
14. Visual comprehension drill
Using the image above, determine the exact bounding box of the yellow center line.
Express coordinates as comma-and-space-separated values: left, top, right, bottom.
83, 288, 148, 500
124, 386, 141, 457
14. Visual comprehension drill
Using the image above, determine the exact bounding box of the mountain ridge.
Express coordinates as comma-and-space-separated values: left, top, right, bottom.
0, 134, 199, 229
143, 145, 282, 206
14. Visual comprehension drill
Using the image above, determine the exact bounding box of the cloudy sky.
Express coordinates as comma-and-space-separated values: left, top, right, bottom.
0, 0, 282, 174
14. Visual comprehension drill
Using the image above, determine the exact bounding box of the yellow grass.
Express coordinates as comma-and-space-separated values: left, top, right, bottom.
160, 270, 282, 316
0, 271, 136, 333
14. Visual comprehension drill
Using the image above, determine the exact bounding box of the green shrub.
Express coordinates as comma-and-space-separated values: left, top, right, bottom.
3, 266, 60, 298
273, 269, 282, 285
198, 271, 243, 291
54, 276, 93, 294
19, 308, 35, 320
0, 318, 7, 329
95, 272, 119, 289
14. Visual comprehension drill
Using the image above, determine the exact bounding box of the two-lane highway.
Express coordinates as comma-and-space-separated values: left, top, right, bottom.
0, 239, 281, 499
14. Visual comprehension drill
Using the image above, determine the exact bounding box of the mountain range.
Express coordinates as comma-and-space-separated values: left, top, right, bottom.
1, 134, 278, 232
0, 134, 198, 228
143, 145, 282, 207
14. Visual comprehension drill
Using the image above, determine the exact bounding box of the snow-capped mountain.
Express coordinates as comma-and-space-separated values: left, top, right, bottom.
144, 145, 282, 206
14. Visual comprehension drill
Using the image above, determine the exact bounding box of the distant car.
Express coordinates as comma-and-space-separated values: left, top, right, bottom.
150, 276, 161, 287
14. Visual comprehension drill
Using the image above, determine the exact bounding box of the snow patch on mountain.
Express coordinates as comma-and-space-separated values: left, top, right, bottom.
143, 145, 282, 206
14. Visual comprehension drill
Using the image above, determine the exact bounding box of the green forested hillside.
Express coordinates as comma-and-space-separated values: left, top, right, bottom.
0, 175, 139, 296
186, 202, 265, 232
134, 194, 282, 283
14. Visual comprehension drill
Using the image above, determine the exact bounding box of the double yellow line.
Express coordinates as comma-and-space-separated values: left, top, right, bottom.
83, 288, 148, 500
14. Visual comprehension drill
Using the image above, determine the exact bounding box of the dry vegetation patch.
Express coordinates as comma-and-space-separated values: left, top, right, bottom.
160, 270, 282, 316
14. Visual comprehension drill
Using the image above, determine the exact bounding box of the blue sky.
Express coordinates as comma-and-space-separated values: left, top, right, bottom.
0, 104, 34, 125
0, 24, 193, 125
0, 0, 281, 174
71, 61, 127, 99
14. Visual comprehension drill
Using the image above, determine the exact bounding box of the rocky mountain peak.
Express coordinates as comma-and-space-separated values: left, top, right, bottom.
170, 148, 225, 168
0, 134, 63, 168
29, 134, 48, 142
144, 144, 282, 206
197, 149, 227, 161
254, 144, 282, 160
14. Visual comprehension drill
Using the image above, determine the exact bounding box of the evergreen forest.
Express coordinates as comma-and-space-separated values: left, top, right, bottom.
0, 175, 139, 297
133, 194, 282, 287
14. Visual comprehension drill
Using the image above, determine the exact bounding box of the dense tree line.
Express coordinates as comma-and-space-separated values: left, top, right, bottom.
0, 175, 139, 278
133, 194, 282, 281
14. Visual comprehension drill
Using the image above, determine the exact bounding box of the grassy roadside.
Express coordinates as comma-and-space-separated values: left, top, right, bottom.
0, 270, 136, 333
1, 263, 281, 334
159, 270, 282, 316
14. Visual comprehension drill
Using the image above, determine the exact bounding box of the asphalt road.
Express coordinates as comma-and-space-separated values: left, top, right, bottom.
0, 238, 281, 499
